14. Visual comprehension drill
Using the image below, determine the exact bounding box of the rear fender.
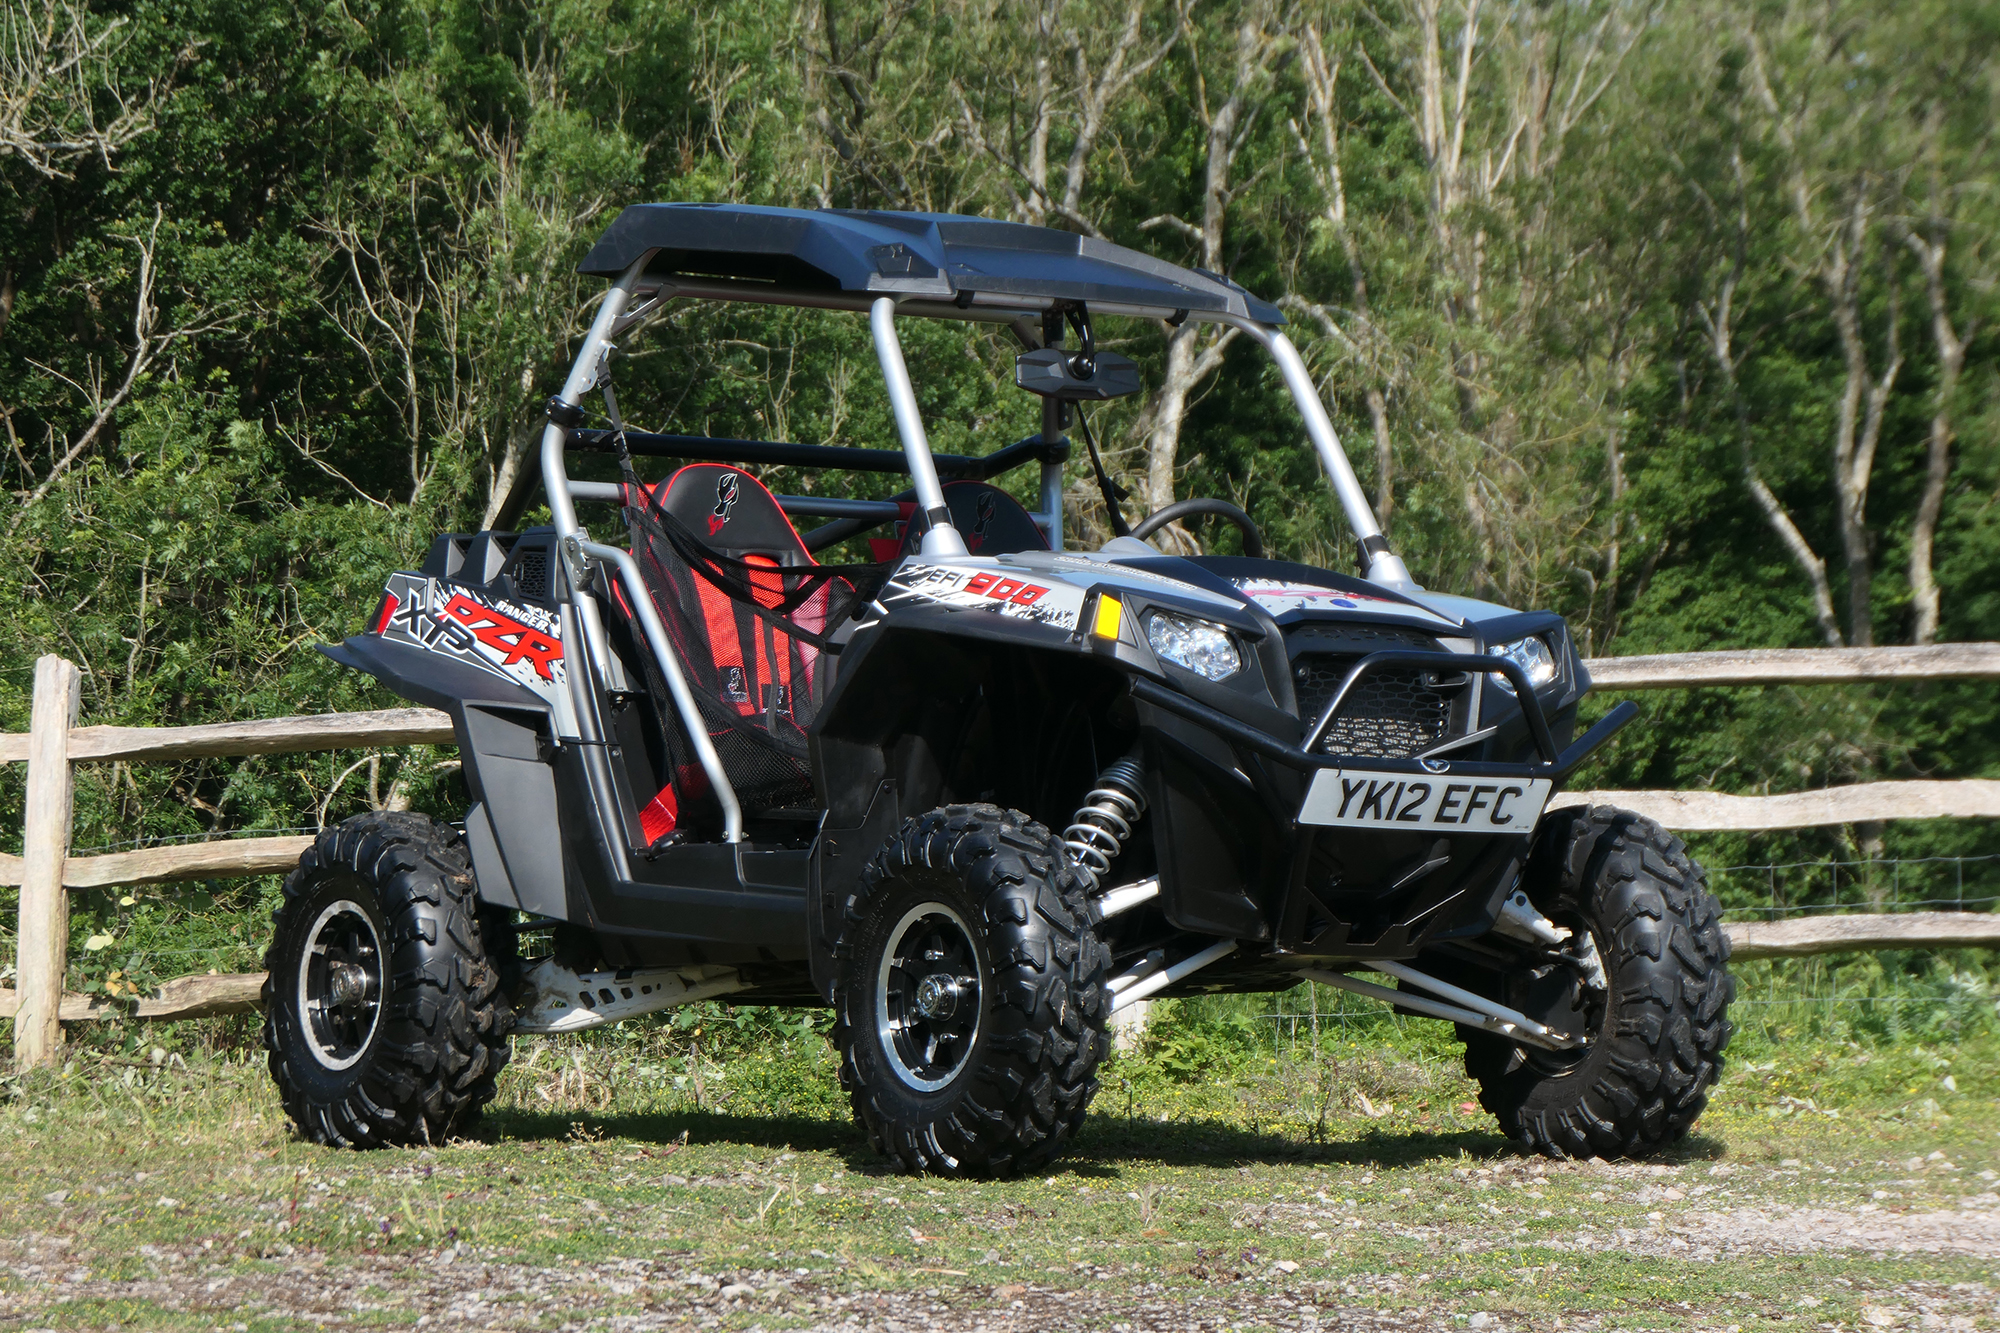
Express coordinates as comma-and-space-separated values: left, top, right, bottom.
320, 628, 569, 921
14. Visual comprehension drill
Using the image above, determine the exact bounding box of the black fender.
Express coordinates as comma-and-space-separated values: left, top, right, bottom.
804, 613, 1141, 1000
320, 635, 568, 920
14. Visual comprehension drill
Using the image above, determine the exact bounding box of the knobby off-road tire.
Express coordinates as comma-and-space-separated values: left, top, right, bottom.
1463, 805, 1734, 1159
833, 804, 1111, 1177
262, 812, 514, 1147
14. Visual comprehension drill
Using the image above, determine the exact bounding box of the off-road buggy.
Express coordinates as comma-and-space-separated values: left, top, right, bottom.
263, 204, 1733, 1174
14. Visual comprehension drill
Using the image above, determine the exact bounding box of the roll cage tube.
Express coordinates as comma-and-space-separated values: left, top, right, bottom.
571, 537, 745, 844
542, 257, 645, 761
1221, 316, 1417, 592
542, 267, 1410, 588
869, 296, 968, 556
539, 259, 748, 845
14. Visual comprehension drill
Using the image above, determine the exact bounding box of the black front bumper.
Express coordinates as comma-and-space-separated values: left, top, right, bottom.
1127, 650, 1639, 960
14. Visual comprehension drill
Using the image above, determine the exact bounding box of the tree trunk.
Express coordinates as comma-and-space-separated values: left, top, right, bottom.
1822, 196, 1902, 649
1903, 227, 1965, 646
1695, 187, 1845, 648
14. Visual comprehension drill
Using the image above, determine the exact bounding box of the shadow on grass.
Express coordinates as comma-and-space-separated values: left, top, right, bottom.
480, 1104, 1726, 1174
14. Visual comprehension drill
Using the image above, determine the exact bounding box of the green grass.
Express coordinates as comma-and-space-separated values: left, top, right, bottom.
2, 994, 1997, 1331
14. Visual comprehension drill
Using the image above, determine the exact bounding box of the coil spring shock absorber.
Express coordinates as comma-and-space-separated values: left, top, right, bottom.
1063, 757, 1146, 893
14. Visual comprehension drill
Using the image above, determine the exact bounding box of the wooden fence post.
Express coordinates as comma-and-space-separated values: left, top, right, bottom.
14, 656, 81, 1069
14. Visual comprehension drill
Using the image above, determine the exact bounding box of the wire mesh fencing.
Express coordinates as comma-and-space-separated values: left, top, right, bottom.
1710, 852, 2000, 920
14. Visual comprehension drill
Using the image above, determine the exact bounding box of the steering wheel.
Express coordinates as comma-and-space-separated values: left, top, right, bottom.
1128, 498, 1265, 559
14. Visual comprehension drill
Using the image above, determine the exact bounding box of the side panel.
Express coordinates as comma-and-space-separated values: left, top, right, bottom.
323, 635, 573, 920
458, 705, 567, 920
461, 802, 519, 910
1141, 715, 1282, 941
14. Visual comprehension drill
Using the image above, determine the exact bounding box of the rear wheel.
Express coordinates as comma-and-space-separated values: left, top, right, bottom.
1461, 805, 1734, 1158
834, 804, 1110, 1177
262, 812, 513, 1147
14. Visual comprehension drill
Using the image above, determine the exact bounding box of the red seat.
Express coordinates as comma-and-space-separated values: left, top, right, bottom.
620, 464, 841, 840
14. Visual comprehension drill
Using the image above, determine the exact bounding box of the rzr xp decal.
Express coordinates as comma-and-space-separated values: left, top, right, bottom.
441, 594, 563, 681
709, 472, 741, 536
372, 573, 566, 706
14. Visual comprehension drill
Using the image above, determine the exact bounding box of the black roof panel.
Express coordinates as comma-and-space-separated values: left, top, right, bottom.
576, 204, 1283, 324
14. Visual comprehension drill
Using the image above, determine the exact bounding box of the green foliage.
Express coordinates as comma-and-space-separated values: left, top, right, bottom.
2, 0, 1997, 1012
1132, 997, 1265, 1084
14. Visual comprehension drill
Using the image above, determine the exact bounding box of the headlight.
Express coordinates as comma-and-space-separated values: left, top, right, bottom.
1488, 635, 1558, 693
1146, 612, 1241, 681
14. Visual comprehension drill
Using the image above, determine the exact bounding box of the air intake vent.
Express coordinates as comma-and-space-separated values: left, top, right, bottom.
511, 547, 551, 603
495, 527, 558, 605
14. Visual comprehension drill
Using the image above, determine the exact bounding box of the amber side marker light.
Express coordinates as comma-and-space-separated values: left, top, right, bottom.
1092, 593, 1124, 642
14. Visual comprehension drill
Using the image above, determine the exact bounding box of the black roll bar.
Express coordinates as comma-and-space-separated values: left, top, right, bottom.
1126, 673, 1639, 783
568, 428, 1069, 482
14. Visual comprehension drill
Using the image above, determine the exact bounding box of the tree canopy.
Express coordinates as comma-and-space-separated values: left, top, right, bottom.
4, 0, 1997, 893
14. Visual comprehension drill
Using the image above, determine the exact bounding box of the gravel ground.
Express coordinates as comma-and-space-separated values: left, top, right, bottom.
7, 1037, 1998, 1330
7, 1199, 1998, 1333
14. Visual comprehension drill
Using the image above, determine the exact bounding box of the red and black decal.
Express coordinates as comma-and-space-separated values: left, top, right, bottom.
440, 594, 563, 681
963, 571, 1049, 606
967, 491, 998, 552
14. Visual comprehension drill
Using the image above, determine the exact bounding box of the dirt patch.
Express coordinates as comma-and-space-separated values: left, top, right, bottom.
4, 1235, 1994, 1333
1652, 1204, 2000, 1260
1, 1237, 1473, 1331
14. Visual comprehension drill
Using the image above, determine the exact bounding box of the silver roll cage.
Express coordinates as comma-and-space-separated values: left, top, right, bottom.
538, 252, 1419, 841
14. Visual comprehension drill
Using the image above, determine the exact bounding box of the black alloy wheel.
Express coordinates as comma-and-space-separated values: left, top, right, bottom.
1459, 805, 1734, 1159
263, 812, 514, 1148
296, 897, 385, 1070
876, 904, 984, 1092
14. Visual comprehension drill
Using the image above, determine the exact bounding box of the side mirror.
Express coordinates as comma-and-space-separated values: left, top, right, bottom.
1015, 348, 1143, 401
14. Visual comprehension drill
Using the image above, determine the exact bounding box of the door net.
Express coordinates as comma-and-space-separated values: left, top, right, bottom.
617, 457, 888, 835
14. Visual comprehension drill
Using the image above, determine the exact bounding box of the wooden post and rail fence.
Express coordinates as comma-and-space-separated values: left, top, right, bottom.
6, 643, 2000, 1068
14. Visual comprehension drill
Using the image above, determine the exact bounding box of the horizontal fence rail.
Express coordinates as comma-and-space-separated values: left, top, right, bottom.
0, 705, 453, 766
0, 836, 316, 890
1551, 780, 2000, 831
5, 643, 1999, 1065
1724, 910, 2000, 960
6, 909, 1997, 1022
1581, 642, 2000, 690
0, 972, 264, 1022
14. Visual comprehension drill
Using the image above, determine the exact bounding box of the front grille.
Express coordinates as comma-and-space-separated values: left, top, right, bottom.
1290, 626, 1462, 760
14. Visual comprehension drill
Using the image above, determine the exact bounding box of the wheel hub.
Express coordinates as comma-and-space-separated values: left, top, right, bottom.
297, 899, 385, 1072
876, 904, 984, 1093
327, 962, 371, 1008
913, 973, 966, 1021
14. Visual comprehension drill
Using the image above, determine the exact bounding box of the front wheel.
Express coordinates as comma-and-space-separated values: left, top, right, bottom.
833, 805, 1110, 1177
1462, 805, 1734, 1159
262, 812, 513, 1147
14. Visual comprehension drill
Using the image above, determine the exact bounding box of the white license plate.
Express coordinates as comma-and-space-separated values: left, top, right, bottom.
1299, 770, 1552, 832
